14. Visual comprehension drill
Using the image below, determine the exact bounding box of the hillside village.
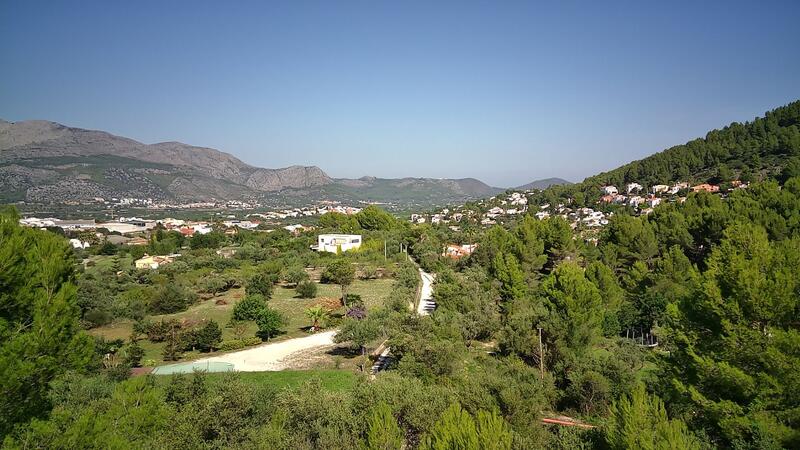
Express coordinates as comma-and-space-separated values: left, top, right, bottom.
409, 179, 750, 246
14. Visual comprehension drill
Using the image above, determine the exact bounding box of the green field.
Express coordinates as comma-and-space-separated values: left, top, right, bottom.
90, 277, 395, 365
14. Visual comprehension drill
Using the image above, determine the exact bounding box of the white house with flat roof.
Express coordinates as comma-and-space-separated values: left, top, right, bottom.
315, 234, 362, 253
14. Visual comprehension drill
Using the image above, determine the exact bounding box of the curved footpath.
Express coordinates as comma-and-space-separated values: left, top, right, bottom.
157, 330, 337, 373
417, 268, 436, 315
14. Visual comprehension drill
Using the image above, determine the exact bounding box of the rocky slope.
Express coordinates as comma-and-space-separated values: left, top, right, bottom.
0, 120, 501, 205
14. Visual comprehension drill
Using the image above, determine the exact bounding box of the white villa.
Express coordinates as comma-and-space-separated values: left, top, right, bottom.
315, 234, 362, 253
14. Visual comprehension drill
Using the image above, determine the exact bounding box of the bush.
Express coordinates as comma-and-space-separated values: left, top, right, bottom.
219, 337, 262, 351
232, 294, 267, 321
149, 283, 196, 314
246, 273, 275, 298
296, 280, 318, 298
182, 320, 223, 352
83, 308, 113, 328
124, 342, 145, 367
284, 265, 309, 286
141, 319, 181, 342
345, 294, 364, 309
360, 263, 379, 280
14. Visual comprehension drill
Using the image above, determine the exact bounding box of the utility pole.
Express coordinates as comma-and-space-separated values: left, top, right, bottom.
538, 327, 544, 380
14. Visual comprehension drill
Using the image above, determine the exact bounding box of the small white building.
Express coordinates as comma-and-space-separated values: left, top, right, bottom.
652, 185, 670, 195
602, 186, 619, 195
626, 183, 643, 194
315, 234, 362, 253
68, 238, 90, 249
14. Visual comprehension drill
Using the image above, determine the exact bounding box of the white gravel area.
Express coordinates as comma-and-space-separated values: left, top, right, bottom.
195, 330, 337, 372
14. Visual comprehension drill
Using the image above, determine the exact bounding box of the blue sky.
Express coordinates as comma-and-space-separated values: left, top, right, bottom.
1, 1, 798, 187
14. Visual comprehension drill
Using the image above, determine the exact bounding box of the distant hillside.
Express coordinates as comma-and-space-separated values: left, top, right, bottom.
521, 100, 800, 207
583, 100, 800, 188
0, 119, 500, 206
515, 177, 572, 190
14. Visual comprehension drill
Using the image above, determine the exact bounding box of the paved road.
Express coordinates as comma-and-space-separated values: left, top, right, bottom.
417, 268, 436, 315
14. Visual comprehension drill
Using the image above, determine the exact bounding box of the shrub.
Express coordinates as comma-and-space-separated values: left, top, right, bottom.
360, 263, 379, 280
124, 342, 145, 367
219, 340, 246, 351
284, 265, 309, 286
296, 280, 318, 298
246, 273, 275, 298
142, 319, 181, 342
83, 308, 113, 328
219, 337, 263, 351
232, 294, 267, 321
183, 320, 223, 352
345, 294, 364, 309
149, 283, 195, 314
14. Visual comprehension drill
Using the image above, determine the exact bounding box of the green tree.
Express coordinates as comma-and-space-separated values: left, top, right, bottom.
605, 384, 700, 450
256, 307, 287, 341
284, 265, 309, 286
475, 409, 513, 450
664, 223, 800, 446
245, 272, 275, 298
194, 320, 222, 352
189, 231, 226, 249
493, 252, 527, 301
541, 262, 605, 360
322, 259, 356, 305
296, 280, 318, 298
365, 402, 404, 450
420, 403, 478, 450
149, 282, 194, 314
319, 211, 360, 233
161, 321, 183, 361
0, 208, 94, 434
356, 205, 397, 231
232, 294, 267, 321
124, 342, 145, 367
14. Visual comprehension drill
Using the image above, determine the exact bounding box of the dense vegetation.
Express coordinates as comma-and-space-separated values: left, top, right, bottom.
2, 103, 800, 448
525, 100, 800, 209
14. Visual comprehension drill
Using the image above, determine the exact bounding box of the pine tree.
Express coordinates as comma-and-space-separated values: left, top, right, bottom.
0, 207, 94, 435
365, 402, 403, 450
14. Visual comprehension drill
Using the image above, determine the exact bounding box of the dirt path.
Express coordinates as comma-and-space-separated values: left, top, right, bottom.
194, 330, 337, 372
417, 268, 436, 315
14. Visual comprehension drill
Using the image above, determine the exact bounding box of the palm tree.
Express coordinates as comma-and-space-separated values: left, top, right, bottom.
305, 305, 330, 332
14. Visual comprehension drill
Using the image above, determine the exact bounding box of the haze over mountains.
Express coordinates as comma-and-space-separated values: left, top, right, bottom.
0, 120, 569, 206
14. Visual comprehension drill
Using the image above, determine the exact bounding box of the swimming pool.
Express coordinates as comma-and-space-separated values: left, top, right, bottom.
151, 361, 236, 374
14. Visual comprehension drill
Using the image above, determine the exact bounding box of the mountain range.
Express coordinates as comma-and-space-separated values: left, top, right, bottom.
0, 120, 569, 207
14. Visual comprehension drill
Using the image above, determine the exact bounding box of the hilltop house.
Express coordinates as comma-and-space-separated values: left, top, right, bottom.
651, 185, 670, 194
602, 186, 619, 195
692, 183, 720, 193
134, 254, 179, 270
314, 234, 362, 253
443, 243, 478, 260
626, 183, 643, 194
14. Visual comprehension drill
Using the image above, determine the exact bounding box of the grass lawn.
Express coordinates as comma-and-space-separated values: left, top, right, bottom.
90, 278, 395, 365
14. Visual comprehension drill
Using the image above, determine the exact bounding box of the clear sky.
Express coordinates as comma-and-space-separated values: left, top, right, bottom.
1, 1, 798, 187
